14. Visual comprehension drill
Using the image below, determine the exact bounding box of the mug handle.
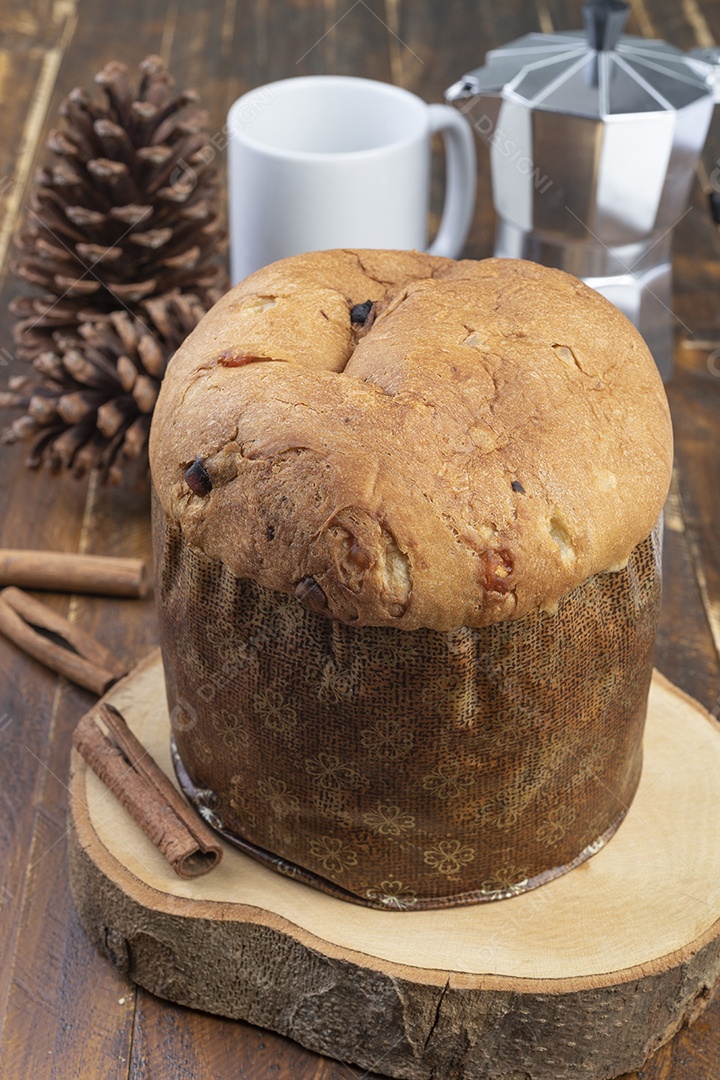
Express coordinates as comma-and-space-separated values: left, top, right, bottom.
426, 105, 476, 259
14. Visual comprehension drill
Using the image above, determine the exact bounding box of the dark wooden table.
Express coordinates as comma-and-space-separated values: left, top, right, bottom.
0, 1, 719, 1077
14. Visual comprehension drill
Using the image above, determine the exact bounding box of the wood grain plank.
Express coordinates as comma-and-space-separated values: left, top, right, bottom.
625, 993, 720, 1080
252, 0, 327, 80
0, 689, 135, 1080
634, 0, 718, 50
0, 4, 113, 1037
681, 0, 716, 46
666, 372, 720, 662
655, 0, 720, 347
321, 0, 396, 81
0, 0, 64, 51
261, 0, 394, 83
0, 2, 77, 292
653, 472, 720, 712
0, 490, 90, 1038
129, 992, 387, 1080
0, 472, 157, 1080
654, 373, 720, 719
0, 469, 87, 1034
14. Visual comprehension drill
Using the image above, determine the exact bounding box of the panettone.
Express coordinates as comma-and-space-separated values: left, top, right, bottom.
149, 250, 672, 909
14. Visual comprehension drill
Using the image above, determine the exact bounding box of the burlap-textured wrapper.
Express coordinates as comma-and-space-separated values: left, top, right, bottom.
154, 495, 661, 910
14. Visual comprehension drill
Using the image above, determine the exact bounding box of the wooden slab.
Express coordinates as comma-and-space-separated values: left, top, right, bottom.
67, 650, 720, 1080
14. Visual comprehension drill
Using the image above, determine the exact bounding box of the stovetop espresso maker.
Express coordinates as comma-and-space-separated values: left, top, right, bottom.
446, 0, 720, 380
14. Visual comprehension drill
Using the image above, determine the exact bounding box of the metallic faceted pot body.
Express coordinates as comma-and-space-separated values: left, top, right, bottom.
154, 496, 661, 910
450, 31, 716, 246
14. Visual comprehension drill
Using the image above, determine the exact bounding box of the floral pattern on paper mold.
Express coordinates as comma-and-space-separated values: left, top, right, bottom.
155, 495, 661, 910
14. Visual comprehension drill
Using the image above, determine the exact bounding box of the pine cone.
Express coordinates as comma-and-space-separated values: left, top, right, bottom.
1, 293, 206, 483
11, 54, 226, 361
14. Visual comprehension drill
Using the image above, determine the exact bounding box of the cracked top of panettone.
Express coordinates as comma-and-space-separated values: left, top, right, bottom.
149, 249, 672, 631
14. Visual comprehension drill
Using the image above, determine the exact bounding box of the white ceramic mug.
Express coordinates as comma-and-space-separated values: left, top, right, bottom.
227, 75, 476, 283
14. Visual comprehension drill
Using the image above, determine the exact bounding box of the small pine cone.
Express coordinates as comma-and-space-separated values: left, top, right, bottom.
2, 292, 207, 483
11, 55, 227, 361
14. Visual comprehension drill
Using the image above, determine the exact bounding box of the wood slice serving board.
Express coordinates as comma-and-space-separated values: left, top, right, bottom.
67, 650, 720, 1080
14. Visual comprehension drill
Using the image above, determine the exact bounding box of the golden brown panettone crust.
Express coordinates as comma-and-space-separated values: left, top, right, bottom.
149, 250, 672, 631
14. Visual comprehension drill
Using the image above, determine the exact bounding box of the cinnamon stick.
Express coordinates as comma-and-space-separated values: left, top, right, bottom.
0, 587, 127, 695
0, 550, 147, 597
73, 702, 222, 878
